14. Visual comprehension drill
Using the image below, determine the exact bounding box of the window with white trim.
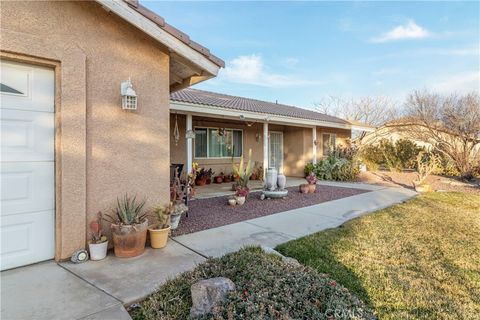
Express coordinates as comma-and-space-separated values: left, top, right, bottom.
194, 128, 243, 158
322, 133, 336, 156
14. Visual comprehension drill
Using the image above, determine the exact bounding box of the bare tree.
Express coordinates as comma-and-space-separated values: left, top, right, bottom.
315, 95, 399, 127
388, 90, 480, 179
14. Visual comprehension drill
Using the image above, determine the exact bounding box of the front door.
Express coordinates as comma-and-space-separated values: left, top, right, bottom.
268, 131, 283, 173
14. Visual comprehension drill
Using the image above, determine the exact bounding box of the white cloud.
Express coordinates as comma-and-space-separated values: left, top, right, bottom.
371, 20, 432, 43
429, 71, 480, 94
220, 54, 317, 87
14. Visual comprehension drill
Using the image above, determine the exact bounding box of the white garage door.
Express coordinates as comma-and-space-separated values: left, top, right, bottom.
1, 60, 55, 270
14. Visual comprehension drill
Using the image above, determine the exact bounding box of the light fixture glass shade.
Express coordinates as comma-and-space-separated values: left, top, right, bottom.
121, 79, 137, 110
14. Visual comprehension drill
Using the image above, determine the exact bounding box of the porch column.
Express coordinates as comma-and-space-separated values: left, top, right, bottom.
263, 122, 268, 177
186, 114, 193, 175
312, 126, 317, 164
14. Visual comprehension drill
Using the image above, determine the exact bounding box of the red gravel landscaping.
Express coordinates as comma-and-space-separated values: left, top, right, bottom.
172, 185, 370, 236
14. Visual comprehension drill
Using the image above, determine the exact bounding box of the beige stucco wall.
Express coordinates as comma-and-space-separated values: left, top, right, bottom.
1, 1, 171, 259
170, 115, 351, 178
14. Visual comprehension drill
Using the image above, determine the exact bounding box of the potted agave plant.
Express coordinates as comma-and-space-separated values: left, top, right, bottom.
104, 194, 148, 258
306, 172, 318, 193
148, 204, 172, 249
88, 211, 108, 261
231, 148, 253, 203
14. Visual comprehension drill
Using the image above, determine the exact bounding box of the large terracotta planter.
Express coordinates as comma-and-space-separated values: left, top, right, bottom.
148, 225, 171, 249
111, 219, 148, 258
307, 183, 316, 193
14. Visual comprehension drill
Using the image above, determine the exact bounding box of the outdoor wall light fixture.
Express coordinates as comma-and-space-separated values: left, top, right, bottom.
121, 78, 137, 110
313, 139, 318, 146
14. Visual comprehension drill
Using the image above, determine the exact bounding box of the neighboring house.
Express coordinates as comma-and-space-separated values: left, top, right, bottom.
170, 89, 374, 178
0, 0, 223, 270
359, 125, 433, 149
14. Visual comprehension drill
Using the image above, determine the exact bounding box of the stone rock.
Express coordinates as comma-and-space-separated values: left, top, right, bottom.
190, 277, 235, 317
261, 246, 301, 267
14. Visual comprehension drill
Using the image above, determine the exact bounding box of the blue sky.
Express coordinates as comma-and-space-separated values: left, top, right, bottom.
145, 1, 479, 109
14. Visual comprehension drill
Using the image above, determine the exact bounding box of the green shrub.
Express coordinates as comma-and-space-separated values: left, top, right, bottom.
309, 151, 360, 182
359, 139, 422, 171
131, 247, 374, 320
304, 162, 315, 177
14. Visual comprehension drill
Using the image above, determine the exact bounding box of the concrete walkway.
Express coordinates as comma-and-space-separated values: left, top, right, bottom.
1, 182, 416, 320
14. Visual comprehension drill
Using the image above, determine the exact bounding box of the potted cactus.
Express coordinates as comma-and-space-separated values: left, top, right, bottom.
148, 204, 172, 249
88, 211, 108, 261
170, 170, 188, 230
104, 194, 148, 258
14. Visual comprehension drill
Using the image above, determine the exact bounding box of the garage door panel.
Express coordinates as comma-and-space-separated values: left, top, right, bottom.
1, 109, 54, 162
1, 162, 54, 216
0, 61, 55, 113
1, 210, 55, 270
1, 60, 55, 270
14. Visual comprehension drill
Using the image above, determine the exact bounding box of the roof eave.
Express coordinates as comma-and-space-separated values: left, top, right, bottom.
97, 0, 222, 77
170, 101, 353, 130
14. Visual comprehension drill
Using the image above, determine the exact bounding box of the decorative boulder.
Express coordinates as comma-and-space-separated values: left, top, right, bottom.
190, 277, 235, 317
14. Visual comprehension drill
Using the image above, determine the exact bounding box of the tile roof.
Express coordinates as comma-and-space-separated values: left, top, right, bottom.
123, 0, 224, 68
171, 88, 349, 124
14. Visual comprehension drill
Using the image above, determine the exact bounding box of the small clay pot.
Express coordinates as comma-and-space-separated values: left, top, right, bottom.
299, 184, 309, 194
148, 225, 170, 249
195, 178, 207, 186
214, 176, 223, 184
307, 183, 316, 193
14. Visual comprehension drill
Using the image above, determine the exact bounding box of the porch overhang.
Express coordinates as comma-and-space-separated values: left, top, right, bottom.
170, 101, 354, 130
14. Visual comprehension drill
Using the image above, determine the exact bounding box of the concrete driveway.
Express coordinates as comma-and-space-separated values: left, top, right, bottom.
1, 182, 416, 320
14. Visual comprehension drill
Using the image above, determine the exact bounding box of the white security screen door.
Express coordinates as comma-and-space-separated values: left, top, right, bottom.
268, 131, 283, 173
1, 60, 55, 270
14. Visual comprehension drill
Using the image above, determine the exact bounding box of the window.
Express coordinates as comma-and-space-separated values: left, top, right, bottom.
322, 133, 336, 156
194, 128, 243, 158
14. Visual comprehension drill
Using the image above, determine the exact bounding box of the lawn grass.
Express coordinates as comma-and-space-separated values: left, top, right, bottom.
276, 192, 480, 320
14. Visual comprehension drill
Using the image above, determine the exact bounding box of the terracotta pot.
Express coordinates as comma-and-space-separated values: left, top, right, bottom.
223, 177, 231, 183
299, 184, 309, 194
195, 178, 207, 186
206, 178, 212, 184
88, 241, 108, 261
307, 183, 316, 193
111, 219, 148, 258
214, 176, 223, 183
148, 225, 171, 249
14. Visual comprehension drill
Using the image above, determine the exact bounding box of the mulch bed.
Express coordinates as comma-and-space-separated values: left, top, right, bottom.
172, 185, 370, 236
